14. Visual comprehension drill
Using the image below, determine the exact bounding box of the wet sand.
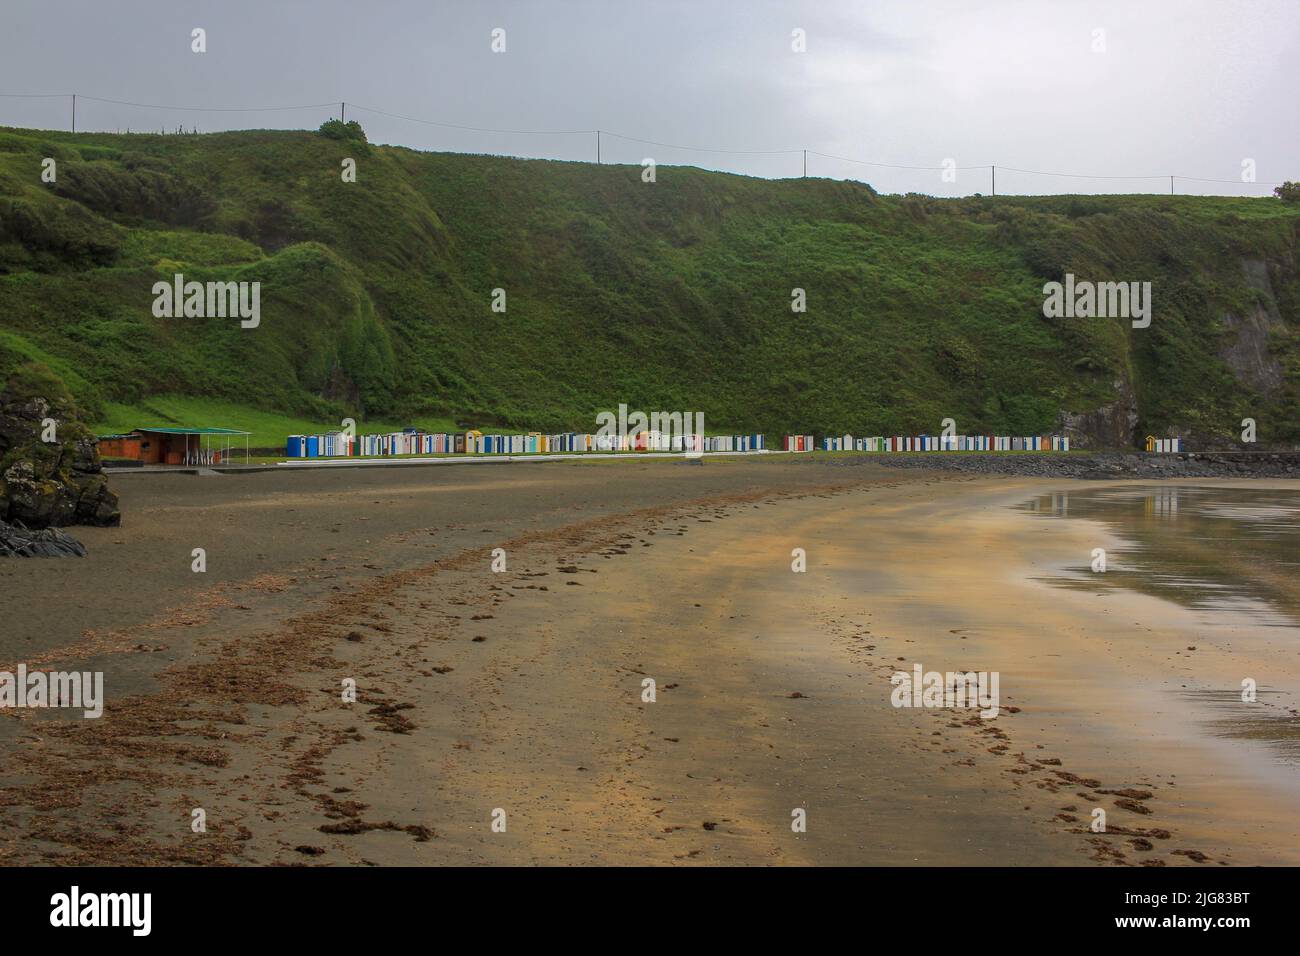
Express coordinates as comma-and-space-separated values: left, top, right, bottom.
1, 460, 1296, 865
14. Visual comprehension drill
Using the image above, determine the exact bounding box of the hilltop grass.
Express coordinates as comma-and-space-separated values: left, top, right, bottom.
2, 123, 1298, 448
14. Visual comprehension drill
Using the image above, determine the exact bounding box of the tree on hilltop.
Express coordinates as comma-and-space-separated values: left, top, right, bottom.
319, 119, 368, 144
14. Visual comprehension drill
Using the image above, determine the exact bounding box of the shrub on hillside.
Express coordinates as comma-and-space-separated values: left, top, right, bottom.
52, 161, 215, 227
1274, 181, 1300, 202
319, 119, 368, 144
0, 197, 121, 271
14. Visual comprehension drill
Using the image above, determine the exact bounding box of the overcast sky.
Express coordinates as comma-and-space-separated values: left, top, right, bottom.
1, 0, 1295, 196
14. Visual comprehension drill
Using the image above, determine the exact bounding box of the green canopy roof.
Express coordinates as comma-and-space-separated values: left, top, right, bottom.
137, 426, 251, 435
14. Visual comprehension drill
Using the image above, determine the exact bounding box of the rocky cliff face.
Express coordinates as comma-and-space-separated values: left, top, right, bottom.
1056, 375, 1140, 449
1220, 259, 1287, 396
0, 383, 120, 528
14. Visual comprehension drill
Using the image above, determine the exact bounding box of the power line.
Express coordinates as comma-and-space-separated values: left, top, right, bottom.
348, 102, 591, 136
1174, 174, 1281, 185
808, 150, 983, 171
0, 90, 1288, 190
997, 165, 1170, 180
997, 165, 1284, 188
80, 94, 337, 113
601, 129, 800, 155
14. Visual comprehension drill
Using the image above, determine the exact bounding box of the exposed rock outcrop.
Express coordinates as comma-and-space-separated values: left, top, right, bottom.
0, 370, 120, 529
1220, 259, 1286, 396
1056, 375, 1140, 450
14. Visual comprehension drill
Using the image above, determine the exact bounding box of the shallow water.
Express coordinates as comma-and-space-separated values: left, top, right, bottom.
1019, 485, 1300, 628
1020, 484, 1300, 763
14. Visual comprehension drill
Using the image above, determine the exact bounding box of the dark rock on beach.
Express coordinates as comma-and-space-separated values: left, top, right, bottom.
0, 369, 120, 529
0, 518, 87, 557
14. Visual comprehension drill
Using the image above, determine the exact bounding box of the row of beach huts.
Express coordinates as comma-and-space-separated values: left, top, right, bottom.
285, 430, 767, 458
283, 428, 1087, 459
798, 435, 1072, 452
1145, 437, 1185, 453
283, 429, 1198, 459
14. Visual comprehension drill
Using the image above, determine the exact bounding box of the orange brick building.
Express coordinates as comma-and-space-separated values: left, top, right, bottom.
97, 427, 250, 465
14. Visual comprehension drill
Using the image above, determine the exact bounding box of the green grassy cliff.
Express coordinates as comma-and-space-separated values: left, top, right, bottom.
1, 122, 1296, 447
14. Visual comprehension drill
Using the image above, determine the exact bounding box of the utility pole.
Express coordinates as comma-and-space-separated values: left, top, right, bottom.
341, 101, 345, 123
803, 149, 807, 178
991, 164, 996, 196
71, 93, 75, 133
596, 129, 601, 164
1170, 175, 1174, 195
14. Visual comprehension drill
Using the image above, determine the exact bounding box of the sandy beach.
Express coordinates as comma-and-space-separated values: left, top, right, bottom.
1, 458, 1296, 866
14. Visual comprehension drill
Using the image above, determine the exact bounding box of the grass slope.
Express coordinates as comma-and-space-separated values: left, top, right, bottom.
1, 123, 1297, 446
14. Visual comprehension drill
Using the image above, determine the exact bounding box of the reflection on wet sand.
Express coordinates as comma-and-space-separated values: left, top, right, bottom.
1022, 486, 1300, 627
1179, 688, 1300, 761
1022, 484, 1300, 765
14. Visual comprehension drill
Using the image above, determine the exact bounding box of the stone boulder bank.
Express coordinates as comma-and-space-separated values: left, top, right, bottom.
850, 450, 1300, 480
